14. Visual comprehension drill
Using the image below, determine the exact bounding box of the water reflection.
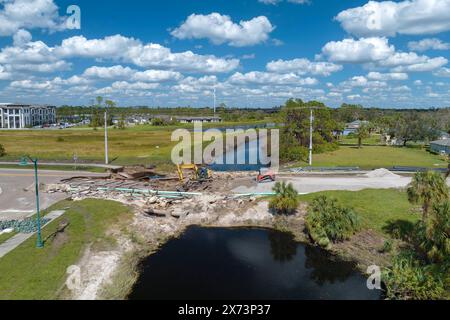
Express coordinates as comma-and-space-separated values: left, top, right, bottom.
304, 246, 357, 285
128, 227, 381, 300
268, 230, 297, 263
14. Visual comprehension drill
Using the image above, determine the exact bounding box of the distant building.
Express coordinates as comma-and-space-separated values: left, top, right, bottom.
430, 139, 450, 155
438, 131, 450, 140
343, 120, 369, 136
0, 103, 56, 129
176, 116, 222, 124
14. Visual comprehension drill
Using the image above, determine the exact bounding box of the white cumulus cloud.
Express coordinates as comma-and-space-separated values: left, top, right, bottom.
228, 71, 317, 85
408, 38, 450, 51
336, 0, 450, 37
0, 0, 67, 36
171, 13, 274, 47
322, 37, 395, 63
266, 58, 342, 76
322, 37, 448, 72
56, 35, 240, 73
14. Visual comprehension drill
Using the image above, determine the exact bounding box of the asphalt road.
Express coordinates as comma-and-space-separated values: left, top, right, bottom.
0, 169, 108, 220
232, 174, 450, 195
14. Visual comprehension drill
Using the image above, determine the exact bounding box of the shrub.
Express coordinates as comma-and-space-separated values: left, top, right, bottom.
280, 146, 308, 162
305, 196, 360, 248
56, 137, 65, 142
0, 144, 5, 157
269, 182, 299, 215
413, 201, 450, 264
383, 252, 446, 300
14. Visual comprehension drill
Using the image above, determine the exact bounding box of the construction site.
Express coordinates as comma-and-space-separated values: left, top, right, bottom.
9, 162, 421, 299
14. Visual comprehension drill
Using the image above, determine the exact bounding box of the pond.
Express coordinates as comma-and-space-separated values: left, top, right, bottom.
128, 227, 382, 300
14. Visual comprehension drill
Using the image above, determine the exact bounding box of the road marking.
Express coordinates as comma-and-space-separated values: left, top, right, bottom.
0, 210, 34, 214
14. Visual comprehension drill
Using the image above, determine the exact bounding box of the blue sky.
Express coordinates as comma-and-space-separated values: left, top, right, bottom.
0, 0, 450, 108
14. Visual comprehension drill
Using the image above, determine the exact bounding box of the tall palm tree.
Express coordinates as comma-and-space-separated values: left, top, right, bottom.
355, 124, 369, 149
269, 181, 299, 215
446, 160, 450, 179
407, 171, 449, 220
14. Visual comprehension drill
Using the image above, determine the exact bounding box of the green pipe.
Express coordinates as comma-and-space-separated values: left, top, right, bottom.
233, 192, 277, 198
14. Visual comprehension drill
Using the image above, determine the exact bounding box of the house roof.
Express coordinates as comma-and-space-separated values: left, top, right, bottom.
431, 139, 450, 147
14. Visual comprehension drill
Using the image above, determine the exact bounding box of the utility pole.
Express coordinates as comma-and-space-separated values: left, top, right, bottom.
19, 156, 43, 248
213, 87, 216, 116
309, 109, 314, 166
104, 107, 109, 165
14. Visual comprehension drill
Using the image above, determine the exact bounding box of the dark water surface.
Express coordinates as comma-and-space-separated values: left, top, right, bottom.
128, 227, 382, 300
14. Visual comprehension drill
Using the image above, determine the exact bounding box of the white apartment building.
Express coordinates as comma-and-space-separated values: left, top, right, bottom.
0, 103, 56, 129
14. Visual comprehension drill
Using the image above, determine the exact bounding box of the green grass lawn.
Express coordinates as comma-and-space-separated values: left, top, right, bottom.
295, 145, 447, 169
339, 134, 383, 146
0, 232, 16, 245
0, 199, 132, 300
298, 189, 419, 236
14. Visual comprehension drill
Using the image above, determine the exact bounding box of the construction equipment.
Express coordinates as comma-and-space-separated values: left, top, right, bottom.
257, 168, 276, 183
177, 164, 212, 182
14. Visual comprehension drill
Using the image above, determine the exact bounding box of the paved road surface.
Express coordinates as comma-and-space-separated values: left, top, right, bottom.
232, 174, 450, 195
0, 169, 108, 220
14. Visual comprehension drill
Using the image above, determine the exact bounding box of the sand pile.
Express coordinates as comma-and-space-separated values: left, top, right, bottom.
364, 168, 400, 179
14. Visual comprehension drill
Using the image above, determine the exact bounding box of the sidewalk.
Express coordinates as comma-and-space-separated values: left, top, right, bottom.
0, 210, 66, 259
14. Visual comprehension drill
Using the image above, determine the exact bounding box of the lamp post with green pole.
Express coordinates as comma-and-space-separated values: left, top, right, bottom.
19, 156, 44, 248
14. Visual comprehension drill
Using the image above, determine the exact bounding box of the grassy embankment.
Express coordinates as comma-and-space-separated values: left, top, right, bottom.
0, 232, 17, 245
297, 189, 418, 236
0, 199, 132, 300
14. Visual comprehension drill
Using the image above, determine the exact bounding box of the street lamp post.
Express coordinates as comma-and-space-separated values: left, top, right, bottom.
104, 107, 109, 165
19, 156, 44, 248
213, 87, 217, 116
309, 109, 314, 166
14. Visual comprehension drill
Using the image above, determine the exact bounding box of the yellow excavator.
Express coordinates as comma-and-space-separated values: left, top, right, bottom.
177, 164, 212, 182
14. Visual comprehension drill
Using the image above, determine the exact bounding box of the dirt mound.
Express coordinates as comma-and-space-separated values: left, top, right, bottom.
364, 168, 400, 179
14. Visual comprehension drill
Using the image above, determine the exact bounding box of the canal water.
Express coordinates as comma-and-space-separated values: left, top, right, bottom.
128, 227, 382, 300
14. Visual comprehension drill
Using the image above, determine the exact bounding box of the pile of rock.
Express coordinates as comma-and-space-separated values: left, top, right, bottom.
364, 168, 401, 179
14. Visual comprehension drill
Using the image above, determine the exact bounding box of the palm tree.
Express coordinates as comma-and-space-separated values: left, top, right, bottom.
269, 181, 299, 215
355, 124, 369, 149
407, 171, 449, 220
446, 159, 450, 179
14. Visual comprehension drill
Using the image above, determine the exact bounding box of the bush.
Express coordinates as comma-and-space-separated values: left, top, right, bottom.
280, 146, 308, 162
269, 182, 299, 215
413, 201, 450, 264
0, 144, 5, 157
383, 252, 446, 300
305, 196, 360, 248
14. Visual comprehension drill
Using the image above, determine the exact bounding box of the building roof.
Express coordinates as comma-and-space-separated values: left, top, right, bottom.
431, 139, 450, 147
0, 103, 55, 108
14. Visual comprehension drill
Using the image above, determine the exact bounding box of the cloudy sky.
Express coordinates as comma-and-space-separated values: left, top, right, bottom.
0, 0, 450, 108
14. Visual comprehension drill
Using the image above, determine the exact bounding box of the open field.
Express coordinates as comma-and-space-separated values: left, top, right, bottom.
1, 124, 447, 172
0, 121, 268, 171
295, 145, 447, 169
0, 127, 177, 169
297, 189, 418, 236
0, 199, 132, 300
